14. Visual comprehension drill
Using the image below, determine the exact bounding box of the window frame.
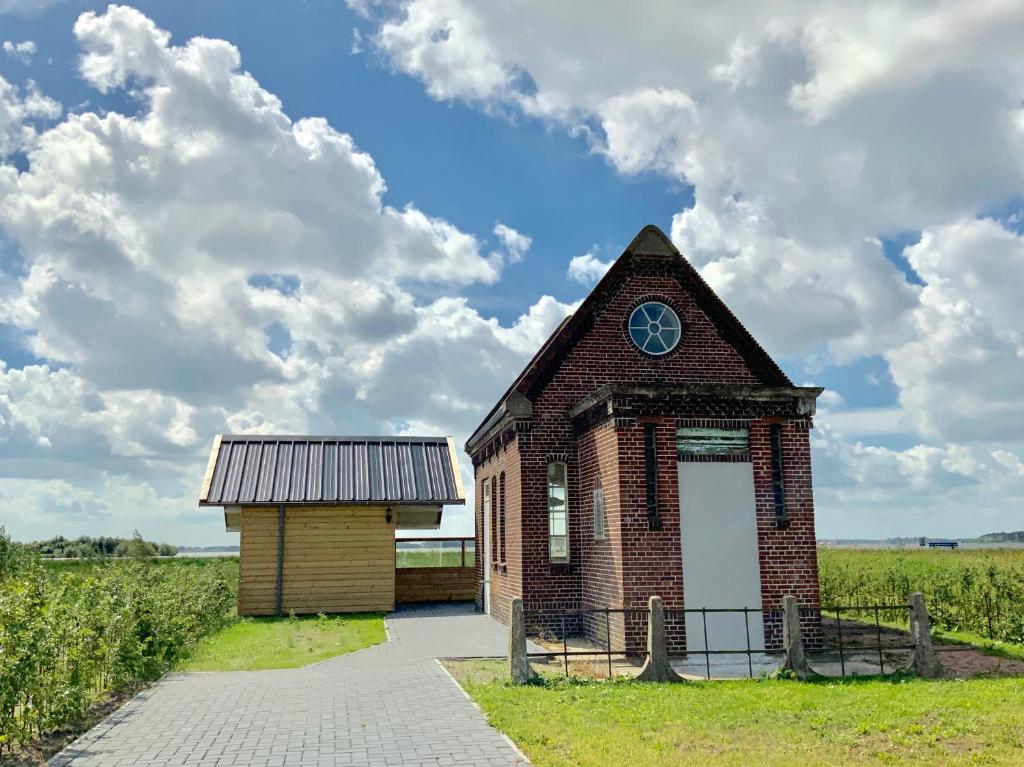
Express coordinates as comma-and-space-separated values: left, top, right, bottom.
482, 477, 492, 567
592, 482, 605, 541
627, 300, 682, 356
489, 475, 498, 566
547, 461, 570, 563
498, 471, 507, 564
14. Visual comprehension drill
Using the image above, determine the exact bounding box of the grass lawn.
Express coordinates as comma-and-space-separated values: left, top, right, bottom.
180, 612, 385, 672
395, 549, 475, 568
446, 660, 1024, 767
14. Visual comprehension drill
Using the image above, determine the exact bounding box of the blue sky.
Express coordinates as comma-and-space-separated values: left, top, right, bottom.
0, 1, 1022, 544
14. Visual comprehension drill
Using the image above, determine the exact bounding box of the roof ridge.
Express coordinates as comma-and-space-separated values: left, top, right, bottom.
465, 223, 793, 453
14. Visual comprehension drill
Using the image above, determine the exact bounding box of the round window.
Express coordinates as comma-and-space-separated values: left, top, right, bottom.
628, 301, 681, 355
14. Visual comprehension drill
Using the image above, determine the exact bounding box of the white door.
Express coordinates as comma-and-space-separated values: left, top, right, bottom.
482, 478, 491, 614
678, 462, 764, 652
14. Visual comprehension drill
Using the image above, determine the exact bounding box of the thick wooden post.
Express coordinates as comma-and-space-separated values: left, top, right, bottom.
275, 504, 286, 616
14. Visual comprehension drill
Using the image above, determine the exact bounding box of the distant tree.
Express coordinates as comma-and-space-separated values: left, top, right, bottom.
114, 530, 158, 558
156, 543, 177, 557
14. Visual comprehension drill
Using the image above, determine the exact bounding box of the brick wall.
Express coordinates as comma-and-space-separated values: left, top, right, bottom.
470, 252, 821, 653
474, 437, 522, 624
577, 420, 626, 649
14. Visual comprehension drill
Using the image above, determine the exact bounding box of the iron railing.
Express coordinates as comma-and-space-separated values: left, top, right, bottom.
524, 601, 990, 680
664, 606, 781, 679
525, 607, 650, 677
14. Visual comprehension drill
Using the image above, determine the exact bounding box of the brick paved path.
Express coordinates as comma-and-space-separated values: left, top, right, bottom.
50, 604, 531, 767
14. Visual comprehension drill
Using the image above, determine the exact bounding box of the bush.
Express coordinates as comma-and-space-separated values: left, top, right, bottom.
0, 529, 234, 755
818, 548, 1024, 644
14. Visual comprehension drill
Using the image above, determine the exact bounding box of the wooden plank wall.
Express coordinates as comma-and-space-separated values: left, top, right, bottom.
238, 506, 395, 616
395, 567, 476, 603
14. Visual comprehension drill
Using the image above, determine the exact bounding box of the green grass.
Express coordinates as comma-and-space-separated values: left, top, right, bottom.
180, 612, 386, 671
446, 660, 1024, 767
395, 549, 475, 568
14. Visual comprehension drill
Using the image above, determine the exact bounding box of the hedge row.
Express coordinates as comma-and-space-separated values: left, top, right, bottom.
0, 530, 234, 755
818, 548, 1024, 644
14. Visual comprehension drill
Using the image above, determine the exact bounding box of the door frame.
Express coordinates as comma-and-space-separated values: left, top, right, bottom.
677, 460, 765, 652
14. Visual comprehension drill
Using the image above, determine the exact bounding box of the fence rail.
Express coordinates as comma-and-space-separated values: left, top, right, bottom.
394, 537, 474, 568
516, 594, 980, 681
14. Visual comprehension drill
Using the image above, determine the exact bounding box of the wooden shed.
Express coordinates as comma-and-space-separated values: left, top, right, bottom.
198, 434, 465, 616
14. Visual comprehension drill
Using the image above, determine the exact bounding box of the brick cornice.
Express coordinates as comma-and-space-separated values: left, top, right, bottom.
568, 383, 823, 434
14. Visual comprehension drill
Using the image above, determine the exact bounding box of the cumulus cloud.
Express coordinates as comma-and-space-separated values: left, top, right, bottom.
491, 222, 531, 265
353, 0, 1024, 536
354, 0, 1024, 352
0, 6, 574, 541
884, 218, 1024, 443
567, 252, 613, 285
0, 75, 60, 157
2, 40, 37, 64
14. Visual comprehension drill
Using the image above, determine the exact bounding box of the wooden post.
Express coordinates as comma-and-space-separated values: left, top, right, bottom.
275, 504, 286, 616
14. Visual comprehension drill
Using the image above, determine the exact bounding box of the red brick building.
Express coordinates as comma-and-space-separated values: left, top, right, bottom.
465, 225, 823, 653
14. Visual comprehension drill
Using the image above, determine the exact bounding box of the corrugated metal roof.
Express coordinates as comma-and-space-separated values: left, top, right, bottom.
198, 435, 465, 506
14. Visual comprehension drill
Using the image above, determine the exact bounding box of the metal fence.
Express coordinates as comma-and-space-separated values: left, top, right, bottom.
664, 607, 781, 679
522, 599, 990, 680
525, 607, 650, 677
819, 602, 978, 676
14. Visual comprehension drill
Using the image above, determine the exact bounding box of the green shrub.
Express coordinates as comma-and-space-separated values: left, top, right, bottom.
0, 529, 233, 755
818, 548, 1024, 644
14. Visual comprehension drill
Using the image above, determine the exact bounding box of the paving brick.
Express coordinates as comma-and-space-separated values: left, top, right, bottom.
49, 604, 530, 766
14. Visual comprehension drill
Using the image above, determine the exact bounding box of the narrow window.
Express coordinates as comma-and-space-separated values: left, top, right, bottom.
592, 482, 605, 541
770, 424, 789, 529
498, 472, 507, 564
644, 424, 661, 530
482, 477, 492, 566
547, 462, 569, 562
490, 475, 499, 564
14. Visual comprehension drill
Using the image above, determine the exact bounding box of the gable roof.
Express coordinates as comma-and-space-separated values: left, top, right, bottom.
199, 435, 465, 507
466, 225, 792, 453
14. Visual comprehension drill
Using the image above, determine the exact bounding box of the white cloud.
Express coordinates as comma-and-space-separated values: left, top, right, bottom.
354, 0, 1024, 348
0, 75, 60, 157
354, 0, 1024, 536
0, 6, 574, 542
491, 221, 531, 265
567, 252, 612, 285
2, 40, 37, 64
884, 218, 1024, 444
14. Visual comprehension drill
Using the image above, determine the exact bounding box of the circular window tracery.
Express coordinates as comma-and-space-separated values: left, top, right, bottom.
628, 301, 681, 355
